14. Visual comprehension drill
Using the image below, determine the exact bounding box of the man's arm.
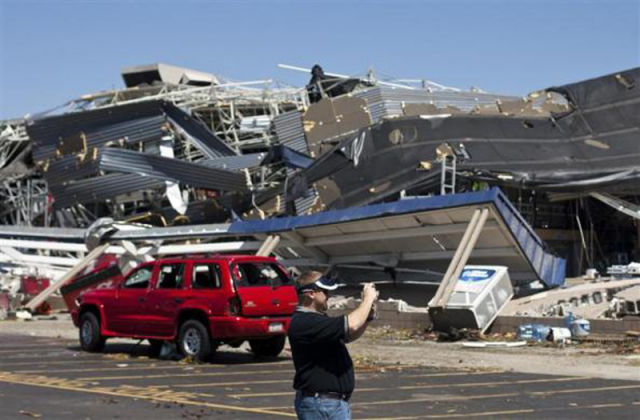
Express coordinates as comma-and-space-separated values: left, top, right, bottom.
346, 283, 377, 341
346, 318, 369, 342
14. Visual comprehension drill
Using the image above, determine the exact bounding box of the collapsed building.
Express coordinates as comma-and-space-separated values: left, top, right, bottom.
0, 63, 639, 318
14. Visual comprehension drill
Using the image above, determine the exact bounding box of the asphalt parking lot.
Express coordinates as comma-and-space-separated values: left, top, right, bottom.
0, 334, 639, 419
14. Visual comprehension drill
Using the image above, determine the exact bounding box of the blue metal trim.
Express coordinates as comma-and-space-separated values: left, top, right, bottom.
229, 188, 500, 234
228, 187, 565, 288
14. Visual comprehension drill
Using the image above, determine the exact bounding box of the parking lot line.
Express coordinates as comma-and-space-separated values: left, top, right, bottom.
353, 392, 521, 407
357, 397, 640, 418
17, 364, 211, 374
529, 384, 640, 395
164, 372, 394, 389
0, 343, 72, 350
356, 400, 639, 419
439, 402, 635, 418
78, 367, 296, 381
403, 370, 503, 378
0, 357, 120, 365
170, 378, 292, 388
227, 376, 590, 398
425, 408, 536, 418
0, 371, 296, 418
357, 408, 537, 419
16, 359, 291, 374
0, 350, 85, 356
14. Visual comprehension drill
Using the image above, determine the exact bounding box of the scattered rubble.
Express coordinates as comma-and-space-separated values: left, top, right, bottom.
502, 277, 640, 319
15, 310, 32, 320
329, 295, 426, 313
607, 262, 640, 279
611, 285, 640, 316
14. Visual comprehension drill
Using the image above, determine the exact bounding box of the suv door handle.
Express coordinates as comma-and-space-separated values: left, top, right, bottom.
174, 298, 184, 304
272, 299, 280, 305
138, 297, 146, 302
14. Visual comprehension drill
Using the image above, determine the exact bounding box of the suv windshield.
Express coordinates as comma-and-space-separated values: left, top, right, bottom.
231, 262, 291, 288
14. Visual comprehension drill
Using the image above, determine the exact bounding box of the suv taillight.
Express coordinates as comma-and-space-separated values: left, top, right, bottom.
227, 296, 242, 315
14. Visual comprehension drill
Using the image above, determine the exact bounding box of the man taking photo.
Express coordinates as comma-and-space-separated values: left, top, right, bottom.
288, 271, 378, 419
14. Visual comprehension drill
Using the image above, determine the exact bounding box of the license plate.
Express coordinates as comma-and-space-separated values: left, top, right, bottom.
268, 322, 283, 333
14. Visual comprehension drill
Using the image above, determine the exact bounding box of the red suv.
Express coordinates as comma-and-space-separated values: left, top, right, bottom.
72, 255, 297, 361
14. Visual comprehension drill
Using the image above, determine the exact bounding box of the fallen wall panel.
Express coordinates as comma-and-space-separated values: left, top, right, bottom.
28, 101, 167, 161
50, 173, 165, 208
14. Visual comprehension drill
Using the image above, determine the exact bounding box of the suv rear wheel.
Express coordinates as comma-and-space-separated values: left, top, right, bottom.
79, 312, 105, 352
249, 335, 286, 357
178, 320, 211, 362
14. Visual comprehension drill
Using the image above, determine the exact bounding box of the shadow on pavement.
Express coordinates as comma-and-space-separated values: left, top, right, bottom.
65, 342, 289, 365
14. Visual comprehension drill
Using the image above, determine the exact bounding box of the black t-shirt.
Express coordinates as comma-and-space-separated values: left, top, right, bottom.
288, 308, 354, 395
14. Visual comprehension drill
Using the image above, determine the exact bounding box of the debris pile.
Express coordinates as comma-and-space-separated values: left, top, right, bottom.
0, 62, 639, 317
611, 284, 640, 317
0, 273, 55, 318
502, 277, 640, 319
2, 64, 638, 230
607, 262, 640, 279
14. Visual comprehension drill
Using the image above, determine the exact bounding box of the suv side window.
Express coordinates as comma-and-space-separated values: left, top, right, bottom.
123, 265, 153, 289
192, 264, 222, 289
157, 263, 185, 289
231, 262, 291, 288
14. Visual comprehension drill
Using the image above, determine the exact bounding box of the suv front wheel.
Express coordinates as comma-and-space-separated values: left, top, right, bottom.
79, 312, 105, 352
178, 320, 212, 362
249, 335, 286, 357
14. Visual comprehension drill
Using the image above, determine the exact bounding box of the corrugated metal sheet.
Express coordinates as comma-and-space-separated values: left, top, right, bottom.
81, 115, 167, 148
32, 115, 168, 162
271, 194, 316, 215
29, 101, 237, 163
200, 153, 265, 171
283, 165, 318, 215
44, 155, 100, 186
273, 111, 308, 154
0, 226, 86, 240
50, 173, 165, 208
493, 192, 566, 288
354, 86, 515, 122
294, 189, 319, 215
28, 101, 167, 161
274, 186, 318, 215
163, 103, 237, 159
98, 148, 248, 192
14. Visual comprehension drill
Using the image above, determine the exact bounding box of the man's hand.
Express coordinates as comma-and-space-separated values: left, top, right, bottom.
361, 283, 378, 304
362, 283, 378, 303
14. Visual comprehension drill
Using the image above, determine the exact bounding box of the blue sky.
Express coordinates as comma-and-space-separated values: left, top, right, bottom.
1, 0, 638, 119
